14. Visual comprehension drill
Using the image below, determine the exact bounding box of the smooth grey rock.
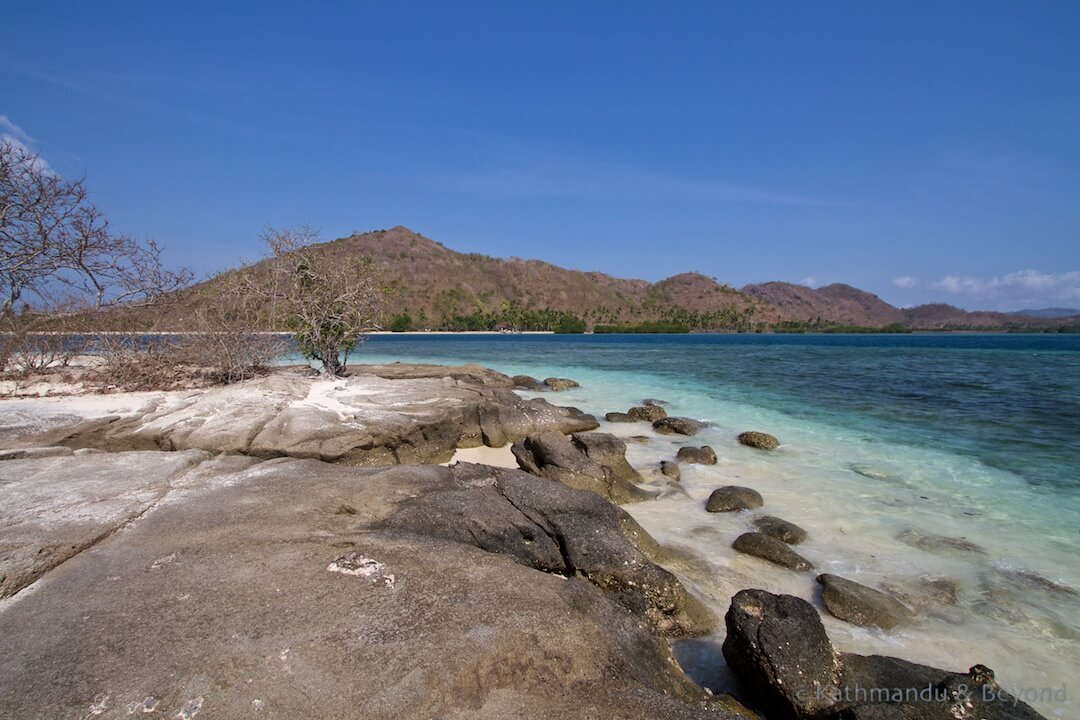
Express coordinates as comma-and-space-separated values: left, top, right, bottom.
676, 445, 717, 465
0, 446, 74, 461
628, 405, 667, 422
737, 431, 779, 450
653, 417, 706, 436
817, 574, 915, 630
605, 411, 635, 423
705, 486, 763, 513
660, 461, 681, 481
732, 532, 813, 571
752, 515, 808, 545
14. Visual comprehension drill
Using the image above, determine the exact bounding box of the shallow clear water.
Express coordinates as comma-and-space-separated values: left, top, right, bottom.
343, 333, 1080, 716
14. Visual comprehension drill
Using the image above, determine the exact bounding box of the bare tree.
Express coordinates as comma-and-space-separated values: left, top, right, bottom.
0, 139, 191, 315
262, 226, 382, 376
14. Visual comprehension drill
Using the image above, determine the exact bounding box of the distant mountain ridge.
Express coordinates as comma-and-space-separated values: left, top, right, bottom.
140, 226, 1076, 332
1010, 308, 1080, 319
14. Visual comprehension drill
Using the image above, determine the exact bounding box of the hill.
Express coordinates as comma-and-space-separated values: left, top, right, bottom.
97, 226, 1076, 333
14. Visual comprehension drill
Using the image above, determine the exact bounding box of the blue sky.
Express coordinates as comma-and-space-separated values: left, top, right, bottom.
3, 1, 1078, 311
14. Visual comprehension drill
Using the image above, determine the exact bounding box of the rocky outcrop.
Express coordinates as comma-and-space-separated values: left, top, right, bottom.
737, 431, 779, 450
705, 486, 763, 512
511, 431, 653, 504
0, 453, 745, 720
752, 515, 807, 544
628, 404, 667, 422
676, 445, 717, 465
386, 462, 715, 638
722, 590, 1046, 720
654, 417, 706, 436
14, 365, 599, 465
817, 574, 914, 630
732, 532, 813, 571
571, 432, 644, 485
544, 377, 581, 391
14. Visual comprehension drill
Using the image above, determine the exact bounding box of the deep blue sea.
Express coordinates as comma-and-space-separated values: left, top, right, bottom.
340, 332, 1079, 712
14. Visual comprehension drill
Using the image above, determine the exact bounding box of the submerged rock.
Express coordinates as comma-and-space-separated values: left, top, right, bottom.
605, 411, 635, 423
751, 515, 807, 545
817, 574, 915, 630
676, 445, 717, 465
736, 431, 779, 450
628, 404, 667, 423
544, 377, 580, 391
722, 589, 1048, 720
732, 532, 813, 571
511, 431, 652, 504
654, 417, 706, 436
897, 528, 986, 556
705, 486, 763, 513
660, 461, 681, 481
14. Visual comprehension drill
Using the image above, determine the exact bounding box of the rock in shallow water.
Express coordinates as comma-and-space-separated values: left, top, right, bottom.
676, 445, 717, 465
605, 411, 635, 423
512, 374, 546, 391
705, 486, 763, 513
897, 528, 986, 556
722, 589, 1048, 720
654, 417, 707, 436
660, 460, 681, 481
817, 574, 915, 630
628, 404, 667, 422
511, 431, 653, 504
736, 431, 779, 450
732, 532, 813, 571
751, 515, 807, 544
544, 377, 580, 391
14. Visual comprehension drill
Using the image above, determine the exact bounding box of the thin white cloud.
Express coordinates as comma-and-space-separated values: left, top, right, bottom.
892, 275, 917, 289
799, 276, 817, 288
0, 114, 32, 143
932, 270, 1080, 310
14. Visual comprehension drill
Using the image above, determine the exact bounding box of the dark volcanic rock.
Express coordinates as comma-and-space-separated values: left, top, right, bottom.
544, 377, 580, 391
512, 374, 546, 391
722, 589, 1048, 720
676, 445, 717, 465
572, 432, 644, 485
628, 404, 668, 423
752, 515, 807, 545
737, 431, 779, 450
723, 589, 839, 719
817, 574, 915, 630
732, 533, 813, 571
660, 461, 681, 481
705, 486, 763, 513
897, 528, 986, 556
605, 411, 635, 423
511, 431, 652, 504
654, 417, 706, 436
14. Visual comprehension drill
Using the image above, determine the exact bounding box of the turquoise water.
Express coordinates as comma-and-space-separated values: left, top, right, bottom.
344, 333, 1079, 715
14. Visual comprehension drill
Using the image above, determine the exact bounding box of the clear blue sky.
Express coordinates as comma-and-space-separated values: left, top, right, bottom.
3, 1, 1078, 311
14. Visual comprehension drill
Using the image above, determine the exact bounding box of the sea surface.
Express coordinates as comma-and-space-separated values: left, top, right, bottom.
345, 333, 1080, 716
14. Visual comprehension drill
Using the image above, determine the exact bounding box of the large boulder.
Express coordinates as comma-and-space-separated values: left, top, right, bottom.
571, 432, 644, 485
511, 431, 652, 504
737, 431, 779, 450
732, 532, 813, 571
544, 377, 580, 391
654, 417, 707, 436
676, 445, 717, 465
723, 590, 1048, 720
605, 411, 635, 423
512, 374, 546, 391
817, 574, 915, 630
752, 515, 808, 545
723, 589, 839, 719
628, 405, 667, 423
705, 486, 763, 512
